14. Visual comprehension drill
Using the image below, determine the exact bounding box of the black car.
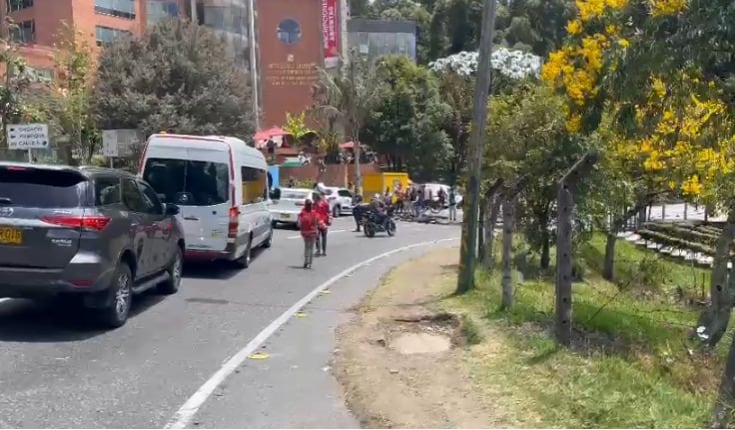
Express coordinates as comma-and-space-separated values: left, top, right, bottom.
0, 163, 186, 328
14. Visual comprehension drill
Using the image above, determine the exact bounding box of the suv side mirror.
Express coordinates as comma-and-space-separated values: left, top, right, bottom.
165, 203, 180, 216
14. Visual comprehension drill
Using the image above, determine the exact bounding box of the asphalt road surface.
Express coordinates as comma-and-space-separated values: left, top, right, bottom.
0, 216, 460, 428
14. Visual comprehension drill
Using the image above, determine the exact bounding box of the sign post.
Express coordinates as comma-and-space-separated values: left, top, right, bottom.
7, 124, 49, 163
102, 129, 140, 169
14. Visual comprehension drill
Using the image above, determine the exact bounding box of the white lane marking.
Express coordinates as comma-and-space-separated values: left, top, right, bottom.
286, 229, 346, 240
164, 236, 459, 429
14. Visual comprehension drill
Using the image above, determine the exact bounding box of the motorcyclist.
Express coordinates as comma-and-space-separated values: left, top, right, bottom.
370, 193, 388, 226
352, 194, 368, 232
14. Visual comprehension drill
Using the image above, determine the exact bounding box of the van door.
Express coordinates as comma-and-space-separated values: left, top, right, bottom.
142, 154, 231, 255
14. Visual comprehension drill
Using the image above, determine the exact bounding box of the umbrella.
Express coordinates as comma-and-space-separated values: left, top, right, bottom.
340, 141, 357, 149
254, 127, 289, 141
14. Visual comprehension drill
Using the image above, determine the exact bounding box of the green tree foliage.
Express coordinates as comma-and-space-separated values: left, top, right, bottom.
92, 18, 254, 139
361, 55, 451, 181
486, 83, 589, 268
47, 22, 98, 165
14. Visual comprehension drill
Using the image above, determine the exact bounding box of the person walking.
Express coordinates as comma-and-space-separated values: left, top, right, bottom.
297, 199, 321, 269
448, 186, 457, 222
313, 192, 332, 256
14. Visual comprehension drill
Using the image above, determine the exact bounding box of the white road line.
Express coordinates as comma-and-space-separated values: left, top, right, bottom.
163, 236, 459, 429
286, 229, 346, 240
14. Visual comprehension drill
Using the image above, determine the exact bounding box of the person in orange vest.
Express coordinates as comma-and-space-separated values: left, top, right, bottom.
313, 192, 332, 256
297, 199, 323, 268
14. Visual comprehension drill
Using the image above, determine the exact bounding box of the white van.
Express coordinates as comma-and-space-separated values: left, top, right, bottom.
139, 133, 273, 268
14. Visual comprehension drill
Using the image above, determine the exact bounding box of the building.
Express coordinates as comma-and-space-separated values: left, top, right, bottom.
256, 0, 326, 129
347, 19, 416, 63
0, 0, 256, 78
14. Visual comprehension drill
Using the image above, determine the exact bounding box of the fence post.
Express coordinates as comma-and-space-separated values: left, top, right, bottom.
501, 196, 514, 309
555, 150, 599, 346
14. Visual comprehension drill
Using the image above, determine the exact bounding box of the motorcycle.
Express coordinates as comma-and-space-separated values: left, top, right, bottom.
362, 207, 397, 238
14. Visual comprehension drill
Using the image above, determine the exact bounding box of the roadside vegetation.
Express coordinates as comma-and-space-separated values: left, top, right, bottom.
441, 235, 726, 427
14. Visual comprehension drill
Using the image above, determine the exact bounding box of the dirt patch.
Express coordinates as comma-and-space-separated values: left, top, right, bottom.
334, 247, 504, 428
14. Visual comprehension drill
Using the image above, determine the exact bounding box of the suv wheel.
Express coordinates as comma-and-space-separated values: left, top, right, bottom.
159, 247, 183, 295
99, 263, 133, 328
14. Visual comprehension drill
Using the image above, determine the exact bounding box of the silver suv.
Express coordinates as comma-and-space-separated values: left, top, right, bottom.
0, 163, 185, 328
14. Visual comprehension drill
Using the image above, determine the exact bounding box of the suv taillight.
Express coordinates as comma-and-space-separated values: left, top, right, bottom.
228, 207, 239, 238
42, 215, 111, 231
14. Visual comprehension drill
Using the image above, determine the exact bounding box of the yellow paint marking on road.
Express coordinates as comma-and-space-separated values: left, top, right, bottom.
295, 312, 307, 318
247, 352, 269, 360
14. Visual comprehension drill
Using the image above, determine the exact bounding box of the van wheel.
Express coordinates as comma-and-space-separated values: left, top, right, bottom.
158, 247, 183, 295
98, 263, 133, 328
234, 237, 252, 268
262, 228, 273, 248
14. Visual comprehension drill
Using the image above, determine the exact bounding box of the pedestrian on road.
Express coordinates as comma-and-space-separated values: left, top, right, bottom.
297, 199, 322, 269
448, 187, 457, 222
313, 192, 332, 256
352, 195, 367, 232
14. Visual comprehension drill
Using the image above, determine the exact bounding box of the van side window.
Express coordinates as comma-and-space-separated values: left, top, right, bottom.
241, 166, 267, 204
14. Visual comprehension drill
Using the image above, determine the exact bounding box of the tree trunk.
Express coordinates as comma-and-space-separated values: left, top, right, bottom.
483, 195, 500, 269
712, 249, 735, 427
478, 199, 485, 260
696, 209, 735, 348
602, 232, 616, 281
501, 198, 514, 309
538, 211, 551, 269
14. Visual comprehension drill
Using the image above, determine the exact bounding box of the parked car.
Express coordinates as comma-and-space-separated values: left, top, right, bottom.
0, 163, 185, 328
139, 133, 273, 268
269, 188, 320, 228
322, 186, 353, 217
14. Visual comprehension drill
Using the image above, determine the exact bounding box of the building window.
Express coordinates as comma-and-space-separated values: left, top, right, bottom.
10, 20, 34, 43
95, 26, 132, 47
277, 19, 301, 45
146, 1, 179, 27
7, 0, 33, 12
95, 0, 135, 20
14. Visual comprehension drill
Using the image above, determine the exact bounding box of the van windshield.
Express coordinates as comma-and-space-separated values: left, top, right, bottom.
143, 158, 229, 206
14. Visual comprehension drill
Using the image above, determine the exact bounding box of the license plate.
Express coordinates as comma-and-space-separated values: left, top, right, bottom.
0, 227, 22, 245
281, 213, 291, 219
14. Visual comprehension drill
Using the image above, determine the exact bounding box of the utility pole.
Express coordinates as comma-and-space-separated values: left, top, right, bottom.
248, 0, 260, 131
189, 0, 198, 23
456, 0, 497, 294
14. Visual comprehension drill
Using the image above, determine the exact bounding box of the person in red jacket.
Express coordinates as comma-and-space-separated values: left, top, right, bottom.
313, 192, 332, 256
298, 199, 323, 268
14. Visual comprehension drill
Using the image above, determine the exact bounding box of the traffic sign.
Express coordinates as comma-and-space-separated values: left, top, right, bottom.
102, 129, 139, 157
7, 124, 49, 150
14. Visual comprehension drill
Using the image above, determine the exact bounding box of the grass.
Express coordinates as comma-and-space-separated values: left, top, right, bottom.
438, 233, 728, 428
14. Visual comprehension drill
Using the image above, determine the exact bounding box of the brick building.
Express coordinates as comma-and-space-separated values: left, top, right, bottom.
0, 0, 256, 80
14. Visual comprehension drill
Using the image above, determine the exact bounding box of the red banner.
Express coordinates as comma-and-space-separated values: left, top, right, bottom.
321, 0, 339, 67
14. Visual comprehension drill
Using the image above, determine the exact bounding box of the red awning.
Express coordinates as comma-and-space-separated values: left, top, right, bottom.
254, 127, 289, 141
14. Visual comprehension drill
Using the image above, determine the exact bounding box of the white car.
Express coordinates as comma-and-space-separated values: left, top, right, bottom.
269, 188, 320, 227
322, 186, 353, 217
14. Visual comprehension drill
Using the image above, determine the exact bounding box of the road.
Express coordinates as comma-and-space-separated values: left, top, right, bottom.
0, 216, 460, 428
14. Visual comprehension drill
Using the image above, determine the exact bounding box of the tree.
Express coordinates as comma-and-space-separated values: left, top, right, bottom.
93, 18, 254, 139
0, 18, 46, 154
487, 83, 589, 268
360, 55, 451, 181
310, 51, 377, 190
48, 22, 98, 165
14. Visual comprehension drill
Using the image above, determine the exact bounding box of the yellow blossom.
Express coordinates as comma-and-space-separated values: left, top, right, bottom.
566, 114, 582, 133
649, 0, 687, 17
618, 38, 630, 48
567, 20, 583, 35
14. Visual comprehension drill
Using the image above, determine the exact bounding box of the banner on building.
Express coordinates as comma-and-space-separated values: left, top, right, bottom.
322, 0, 339, 68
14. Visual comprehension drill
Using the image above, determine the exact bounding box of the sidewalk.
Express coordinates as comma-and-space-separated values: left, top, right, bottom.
333, 246, 503, 428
